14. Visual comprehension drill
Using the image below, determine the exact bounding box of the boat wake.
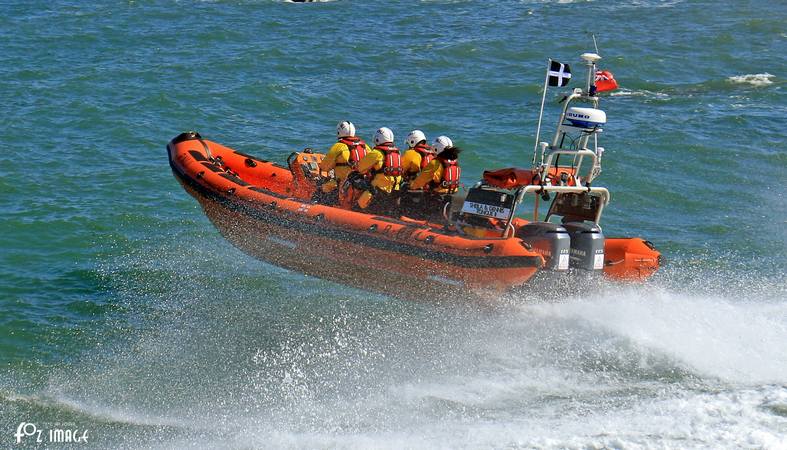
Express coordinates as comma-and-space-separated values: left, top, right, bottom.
0, 391, 188, 430
2, 237, 785, 448
514, 282, 787, 385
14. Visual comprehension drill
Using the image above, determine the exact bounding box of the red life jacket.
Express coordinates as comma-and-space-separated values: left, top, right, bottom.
440, 159, 461, 192
375, 143, 403, 177
338, 136, 367, 168
414, 143, 435, 169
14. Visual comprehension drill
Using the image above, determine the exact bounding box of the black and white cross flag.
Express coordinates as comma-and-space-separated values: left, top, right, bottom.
547, 60, 571, 87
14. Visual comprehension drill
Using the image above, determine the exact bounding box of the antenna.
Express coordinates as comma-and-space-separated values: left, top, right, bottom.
580, 52, 601, 93
591, 33, 600, 55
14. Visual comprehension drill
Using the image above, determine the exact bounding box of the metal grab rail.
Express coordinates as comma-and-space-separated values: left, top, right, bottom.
543, 148, 597, 168
522, 184, 609, 202
501, 185, 610, 238
540, 148, 600, 185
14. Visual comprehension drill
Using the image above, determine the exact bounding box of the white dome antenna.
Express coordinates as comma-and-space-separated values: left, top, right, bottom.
581, 52, 602, 64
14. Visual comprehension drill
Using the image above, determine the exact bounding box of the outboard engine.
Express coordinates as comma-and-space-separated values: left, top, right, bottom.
563, 221, 605, 271
517, 222, 570, 271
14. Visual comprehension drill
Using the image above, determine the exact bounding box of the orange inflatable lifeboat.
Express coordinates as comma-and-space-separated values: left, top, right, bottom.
167, 131, 659, 300
166, 53, 661, 299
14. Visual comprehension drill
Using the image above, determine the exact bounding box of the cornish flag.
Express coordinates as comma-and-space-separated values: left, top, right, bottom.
548, 60, 571, 87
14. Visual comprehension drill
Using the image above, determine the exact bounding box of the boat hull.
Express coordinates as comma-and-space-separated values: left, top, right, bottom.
167, 131, 659, 300
183, 181, 538, 300
168, 133, 543, 300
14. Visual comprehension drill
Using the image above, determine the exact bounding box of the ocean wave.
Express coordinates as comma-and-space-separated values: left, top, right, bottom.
728, 73, 775, 87
610, 88, 671, 100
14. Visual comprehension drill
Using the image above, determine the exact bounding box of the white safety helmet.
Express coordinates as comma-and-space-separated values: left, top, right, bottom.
374, 127, 394, 146
336, 121, 356, 138
432, 135, 453, 154
405, 129, 427, 149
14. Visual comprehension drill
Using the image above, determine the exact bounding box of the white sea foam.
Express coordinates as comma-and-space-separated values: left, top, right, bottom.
226, 285, 787, 449
225, 385, 787, 450
610, 88, 671, 100
13, 264, 785, 449
521, 287, 787, 384
728, 73, 775, 87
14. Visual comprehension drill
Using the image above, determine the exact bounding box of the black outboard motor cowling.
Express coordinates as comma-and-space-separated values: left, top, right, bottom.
563, 221, 605, 271
517, 222, 571, 271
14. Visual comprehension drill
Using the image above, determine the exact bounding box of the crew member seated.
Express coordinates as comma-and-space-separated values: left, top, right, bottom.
317, 121, 372, 203
353, 127, 403, 211
411, 136, 461, 193
401, 129, 435, 182
405, 136, 462, 222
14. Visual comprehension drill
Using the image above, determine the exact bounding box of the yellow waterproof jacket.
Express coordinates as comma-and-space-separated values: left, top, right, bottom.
401, 149, 423, 180
402, 144, 435, 182
319, 140, 372, 182
356, 147, 402, 193
411, 158, 448, 192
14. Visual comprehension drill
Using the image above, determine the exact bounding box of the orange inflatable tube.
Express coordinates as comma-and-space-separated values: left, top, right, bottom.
167, 131, 660, 298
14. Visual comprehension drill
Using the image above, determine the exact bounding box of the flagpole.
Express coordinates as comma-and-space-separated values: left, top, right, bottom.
532, 58, 551, 166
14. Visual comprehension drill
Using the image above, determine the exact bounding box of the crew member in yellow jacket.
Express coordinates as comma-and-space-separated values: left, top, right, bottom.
319, 121, 372, 195
353, 127, 403, 210
410, 135, 461, 194
400, 129, 435, 182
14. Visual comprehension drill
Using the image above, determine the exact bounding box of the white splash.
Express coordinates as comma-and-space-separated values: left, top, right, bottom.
522, 286, 787, 385
728, 73, 775, 87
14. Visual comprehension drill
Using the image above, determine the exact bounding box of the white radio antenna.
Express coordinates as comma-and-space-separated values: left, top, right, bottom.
591, 33, 600, 55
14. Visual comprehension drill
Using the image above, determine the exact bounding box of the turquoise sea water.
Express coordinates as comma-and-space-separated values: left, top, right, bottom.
1, 0, 786, 448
